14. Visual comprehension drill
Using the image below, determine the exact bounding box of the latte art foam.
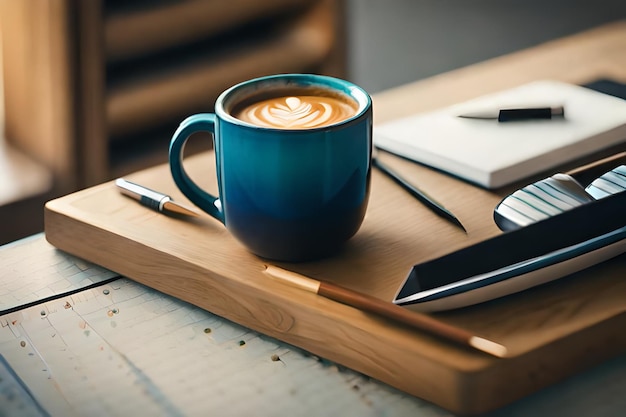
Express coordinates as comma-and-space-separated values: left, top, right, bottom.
234, 95, 357, 129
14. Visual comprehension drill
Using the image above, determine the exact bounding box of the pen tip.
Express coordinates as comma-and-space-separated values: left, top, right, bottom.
164, 201, 199, 217
454, 219, 467, 234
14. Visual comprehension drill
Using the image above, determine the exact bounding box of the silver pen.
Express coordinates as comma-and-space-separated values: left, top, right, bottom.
115, 178, 198, 217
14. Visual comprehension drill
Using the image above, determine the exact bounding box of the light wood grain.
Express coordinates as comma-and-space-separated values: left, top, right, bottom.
44, 22, 626, 416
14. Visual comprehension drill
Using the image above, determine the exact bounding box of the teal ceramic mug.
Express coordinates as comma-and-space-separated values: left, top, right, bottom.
169, 74, 373, 262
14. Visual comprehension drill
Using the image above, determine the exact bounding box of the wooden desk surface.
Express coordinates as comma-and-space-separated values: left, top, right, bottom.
15, 20, 626, 416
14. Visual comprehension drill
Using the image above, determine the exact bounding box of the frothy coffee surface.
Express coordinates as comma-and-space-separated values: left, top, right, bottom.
233, 94, 357, 129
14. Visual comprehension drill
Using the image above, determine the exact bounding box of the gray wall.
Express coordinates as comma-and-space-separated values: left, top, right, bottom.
346, 0, 626, 93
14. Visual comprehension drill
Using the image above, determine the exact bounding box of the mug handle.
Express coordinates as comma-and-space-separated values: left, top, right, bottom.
169, 114, 224, 223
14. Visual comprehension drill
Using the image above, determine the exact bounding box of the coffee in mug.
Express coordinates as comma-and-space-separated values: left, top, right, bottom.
232, 88, 359, 129
169, 74, 372, 262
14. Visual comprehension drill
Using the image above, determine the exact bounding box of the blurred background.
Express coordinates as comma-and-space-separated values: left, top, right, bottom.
1, 0, 625, 244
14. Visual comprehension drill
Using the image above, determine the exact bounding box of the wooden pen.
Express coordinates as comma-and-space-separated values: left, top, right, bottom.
264, 264, 507, 358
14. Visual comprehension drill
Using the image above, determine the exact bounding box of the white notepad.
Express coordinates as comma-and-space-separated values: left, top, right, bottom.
374, 80, 626, 188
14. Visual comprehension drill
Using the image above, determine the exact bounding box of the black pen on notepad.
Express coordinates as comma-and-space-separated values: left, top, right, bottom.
458, 106, 565, 122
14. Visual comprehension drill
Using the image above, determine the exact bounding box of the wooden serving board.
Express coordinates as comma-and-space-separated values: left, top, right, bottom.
44, 22, 626, 415
44, 148, 626, 416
